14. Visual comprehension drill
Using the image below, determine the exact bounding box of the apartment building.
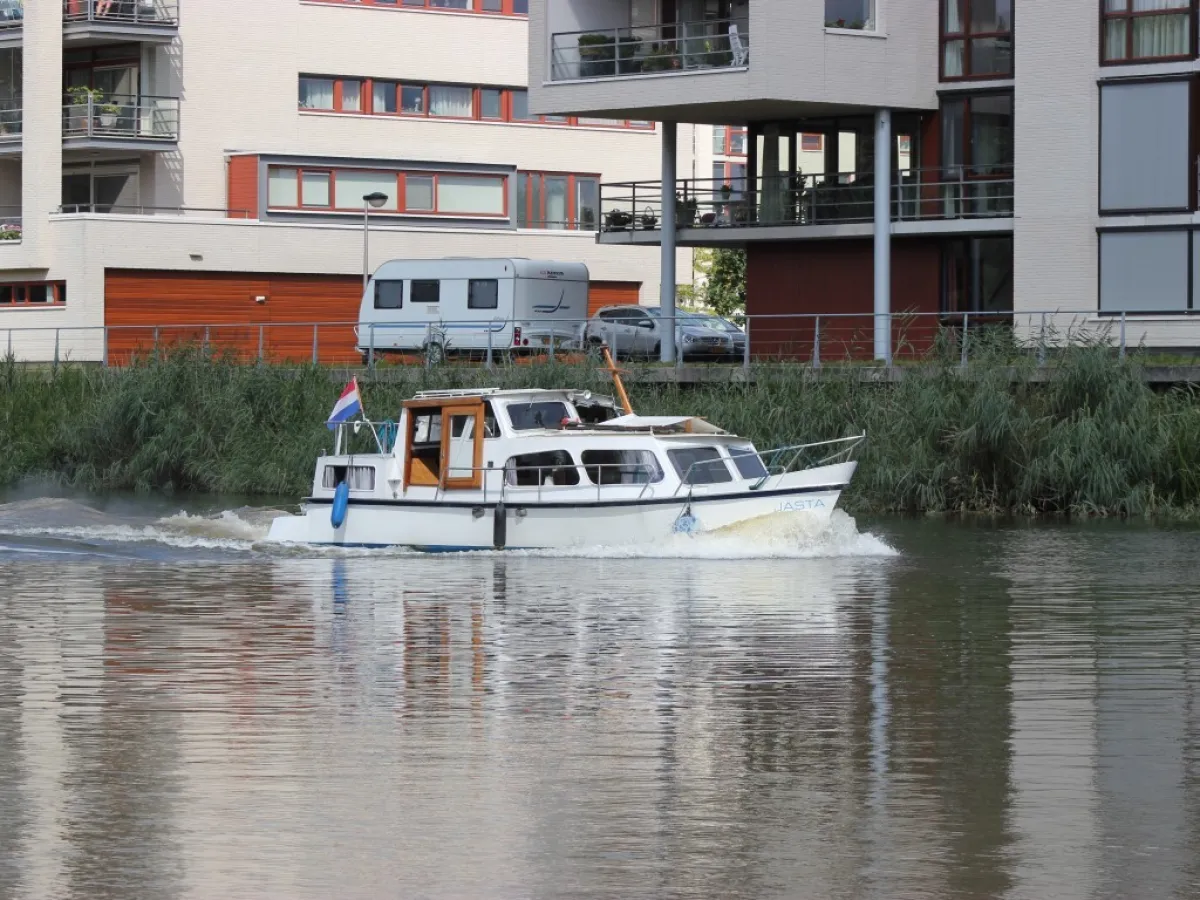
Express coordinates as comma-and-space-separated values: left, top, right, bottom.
0, 0, 698, 363
529, 0, 1200, 360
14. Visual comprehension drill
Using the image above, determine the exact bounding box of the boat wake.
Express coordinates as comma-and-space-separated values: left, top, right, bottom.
0, 499, 895, 560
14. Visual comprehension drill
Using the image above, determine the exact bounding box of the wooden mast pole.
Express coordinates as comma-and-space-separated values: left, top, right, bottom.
602, 346, 634, 416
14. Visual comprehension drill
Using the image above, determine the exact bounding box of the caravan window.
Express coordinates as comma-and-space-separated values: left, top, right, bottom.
411, 280, 440, 303
468, 279, 499, 310
374, 280, 403, 310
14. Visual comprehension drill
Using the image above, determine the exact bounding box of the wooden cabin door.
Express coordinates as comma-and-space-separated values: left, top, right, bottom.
440, 404, 484, 490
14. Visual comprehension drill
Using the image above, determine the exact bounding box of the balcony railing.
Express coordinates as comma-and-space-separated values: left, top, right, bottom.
550, 18, 749, 81
0, 102, 20, 142
0, 0, 22, 30
599, 169, 1015, 233
62, 0, 179, 26
58, 204, 250, 218
62, 95, 179, 141
0, 207, 20, 241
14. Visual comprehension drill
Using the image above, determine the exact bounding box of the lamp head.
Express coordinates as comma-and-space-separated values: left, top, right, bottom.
364, 192, 388, 209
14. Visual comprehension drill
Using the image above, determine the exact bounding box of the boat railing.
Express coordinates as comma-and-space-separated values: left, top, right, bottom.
753, 433, 866, 490
440, 462, 661, 504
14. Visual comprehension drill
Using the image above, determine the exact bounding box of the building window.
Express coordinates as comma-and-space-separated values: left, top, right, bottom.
515, 172, 599, 230
299, 77, 335, 110
266, 165, 508, 218
1100, 230, 1190, 313
0, 281, 67, 307
1099, 79, 1191, 213
1103, 0, 1191, 63
300, 77, 653, 129
800, 133, 823, 152
942, 0, 1013, 79
942, 237, 1013, 314
825, 0, 874, 29
940, 91, 1014, 214
309, 0, 528, 13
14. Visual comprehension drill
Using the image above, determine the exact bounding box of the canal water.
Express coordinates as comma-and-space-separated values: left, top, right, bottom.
0, 496, 1197, 900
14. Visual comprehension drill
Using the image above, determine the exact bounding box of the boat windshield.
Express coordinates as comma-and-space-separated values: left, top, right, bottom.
727, 445, 768, 479
507, 401, 571, 431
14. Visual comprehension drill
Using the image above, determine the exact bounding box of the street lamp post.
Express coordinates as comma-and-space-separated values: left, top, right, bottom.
362, 192, 389, 292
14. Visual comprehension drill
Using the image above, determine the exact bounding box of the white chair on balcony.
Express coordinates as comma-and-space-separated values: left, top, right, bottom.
729, 24, 748, 66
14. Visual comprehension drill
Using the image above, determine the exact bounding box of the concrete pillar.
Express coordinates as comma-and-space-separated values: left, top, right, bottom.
21, 0, 64, 266
659, 121, 677, 363
873, 108, 892, 364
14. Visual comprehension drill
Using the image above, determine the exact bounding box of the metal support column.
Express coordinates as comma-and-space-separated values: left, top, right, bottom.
873, 109, 893, 364
660, 121, 678, 363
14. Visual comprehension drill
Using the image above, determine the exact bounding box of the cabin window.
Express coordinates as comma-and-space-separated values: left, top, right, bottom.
322, 464, 376, 491
727, 445, 768, 480
667, 447, 732, 485
468, 278, 499, 310
374, 279, 403, 310
413, 411, 443, 443
504, 450, 580, 486
411, 279, 440, 303
483, 401, 499, 437
507, 400, 570, 431
581, 450, 663, 485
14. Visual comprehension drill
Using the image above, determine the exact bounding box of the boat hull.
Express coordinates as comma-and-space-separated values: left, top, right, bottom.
265, 463, 854, 551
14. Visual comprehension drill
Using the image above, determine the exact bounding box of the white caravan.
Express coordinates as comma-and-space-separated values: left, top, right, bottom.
355, 258, 590, 361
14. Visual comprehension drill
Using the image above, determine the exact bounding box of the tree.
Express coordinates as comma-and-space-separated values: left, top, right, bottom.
705, 248, 746, 319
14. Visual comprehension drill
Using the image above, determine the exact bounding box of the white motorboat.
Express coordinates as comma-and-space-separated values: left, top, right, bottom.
267, 361, 863, 551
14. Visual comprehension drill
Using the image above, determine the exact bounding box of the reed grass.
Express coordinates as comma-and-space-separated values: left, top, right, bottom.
3, 346, 1200, 517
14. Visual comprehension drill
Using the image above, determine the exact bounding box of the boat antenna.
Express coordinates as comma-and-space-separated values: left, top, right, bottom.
601, 345, 634, 416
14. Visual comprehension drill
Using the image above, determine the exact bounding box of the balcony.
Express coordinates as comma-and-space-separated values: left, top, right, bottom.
597, 169, 1015, 245
62, 95, 179, 150
0, 208, 19, 241
62, 0, 179, 45
550, 18, 749, 82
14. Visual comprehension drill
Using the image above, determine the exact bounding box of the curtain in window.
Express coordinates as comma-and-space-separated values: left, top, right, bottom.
429, 85, 473, 117
334, 171, 398, 210
944, 0, 963, 32
437, 176, 505, 214
299, 78, 334, 110
1131, 1, 1189, 57
268, 168, 298, 207
544, 176, 567, 229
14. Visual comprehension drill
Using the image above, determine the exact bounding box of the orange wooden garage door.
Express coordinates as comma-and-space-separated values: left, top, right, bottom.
587, 281, 640, 316
104, 270, 363, 365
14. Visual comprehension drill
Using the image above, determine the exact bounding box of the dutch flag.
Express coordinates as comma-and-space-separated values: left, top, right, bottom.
327, 378, 363, 430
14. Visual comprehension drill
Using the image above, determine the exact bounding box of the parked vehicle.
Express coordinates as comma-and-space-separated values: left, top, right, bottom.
585, 305, 734, 361
356, 258, 589, 362
689, 312, 747, 360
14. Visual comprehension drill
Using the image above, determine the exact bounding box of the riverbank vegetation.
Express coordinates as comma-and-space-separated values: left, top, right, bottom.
2, 346, 1200, 517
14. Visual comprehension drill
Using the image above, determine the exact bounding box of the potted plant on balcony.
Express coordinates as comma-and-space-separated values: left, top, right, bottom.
604, 208, 631, 231
65, 85, 101, 132
641, 45, 680, 72
578, 32, 616, 78
98, 99, 121, 129
617, 36, 643, 74
675, 194, 698, 227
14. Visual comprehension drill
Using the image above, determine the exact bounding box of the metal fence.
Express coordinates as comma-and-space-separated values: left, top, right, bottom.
57, 204, 250, 218
600, 169, 1015, 233
551, 17, 749, 81
62, 95, 179, 142
3, 310, 1200, 369
0, 206, 20, 241
62, 0, 178, 25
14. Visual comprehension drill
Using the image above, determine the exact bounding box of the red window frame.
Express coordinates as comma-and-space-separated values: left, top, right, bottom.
1101, 0, 1195, 64
266, 165, 509, 218
940, 0, 1014, 81
307, 0, 528, 15
0, 281, 67, 307
299, 76, 656, 130
515, 171, 601, 230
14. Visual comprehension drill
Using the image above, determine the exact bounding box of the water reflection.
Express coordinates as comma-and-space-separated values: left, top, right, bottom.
0, 523, 1196, 899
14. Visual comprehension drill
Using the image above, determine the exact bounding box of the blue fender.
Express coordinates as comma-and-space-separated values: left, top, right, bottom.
331, 481, 350, 529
